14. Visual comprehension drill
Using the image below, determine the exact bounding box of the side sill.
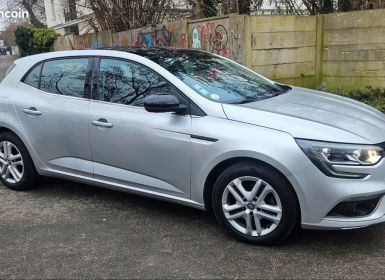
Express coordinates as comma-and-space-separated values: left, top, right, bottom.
38, 168, 206, 211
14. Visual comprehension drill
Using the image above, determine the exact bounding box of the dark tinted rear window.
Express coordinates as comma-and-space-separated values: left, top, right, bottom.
40, 58, 89, 98
23, 63, 42, 89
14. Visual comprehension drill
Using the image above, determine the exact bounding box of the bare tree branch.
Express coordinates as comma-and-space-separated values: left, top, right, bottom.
5, 0, 46, 27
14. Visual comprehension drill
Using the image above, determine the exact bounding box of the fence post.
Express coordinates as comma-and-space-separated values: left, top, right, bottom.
315, 14, 324, 89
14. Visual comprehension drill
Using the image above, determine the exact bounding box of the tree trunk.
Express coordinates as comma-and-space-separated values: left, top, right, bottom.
25, 5, 45, 27
321, 0, 334, 13
193, 0, 205, 18
338, 0, 354, 11
222, 0, 229, 14
202, 0, 218, 17
20, 0, 46, 27
238, 0, 250, 14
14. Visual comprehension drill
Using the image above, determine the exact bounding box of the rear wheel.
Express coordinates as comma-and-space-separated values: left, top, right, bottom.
212, 161, 299, 245
0, 132, 37, 191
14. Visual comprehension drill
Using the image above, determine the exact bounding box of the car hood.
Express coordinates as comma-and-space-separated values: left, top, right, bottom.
222, 87, 385, 144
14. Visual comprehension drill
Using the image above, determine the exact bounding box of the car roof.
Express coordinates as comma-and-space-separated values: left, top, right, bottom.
96, 46, 212, 61
13, 47, 213, 68
98, 46, 204, 55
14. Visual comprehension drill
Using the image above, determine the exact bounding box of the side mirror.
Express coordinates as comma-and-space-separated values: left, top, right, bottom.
144, 94, 188, 114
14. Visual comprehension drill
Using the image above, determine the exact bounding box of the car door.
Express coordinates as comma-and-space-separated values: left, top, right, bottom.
14, 57, 93, 176
89, 57, 191, 197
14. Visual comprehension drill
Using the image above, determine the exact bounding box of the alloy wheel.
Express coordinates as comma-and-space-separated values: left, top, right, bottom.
0, 141, 24, 184
221, 176, 282, 237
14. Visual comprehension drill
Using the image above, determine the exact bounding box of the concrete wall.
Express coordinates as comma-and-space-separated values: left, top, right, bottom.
322, 9, 385, 90
53, 9, 385, 91
245, 15, 319, 88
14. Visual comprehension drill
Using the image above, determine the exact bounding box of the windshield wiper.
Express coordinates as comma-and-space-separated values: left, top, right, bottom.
230, 85, 292, 104
275, 83, 292, 94
230, 97, 260, 104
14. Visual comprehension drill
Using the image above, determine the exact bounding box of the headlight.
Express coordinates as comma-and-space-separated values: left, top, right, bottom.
296, 139, 384, 179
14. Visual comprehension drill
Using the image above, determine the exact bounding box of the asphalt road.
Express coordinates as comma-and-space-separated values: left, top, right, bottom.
1, 177, 385, 279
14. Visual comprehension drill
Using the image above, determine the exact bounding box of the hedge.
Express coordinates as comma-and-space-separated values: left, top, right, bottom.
15, 26, 59, 57
334, 87, 385, 114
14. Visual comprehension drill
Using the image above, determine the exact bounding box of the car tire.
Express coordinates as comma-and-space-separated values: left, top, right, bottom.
0, 132, 37, 191
212, 161, 299, 245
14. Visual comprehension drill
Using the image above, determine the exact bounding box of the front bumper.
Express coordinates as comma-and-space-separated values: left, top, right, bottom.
302, 196, 385, 230
287, 158, 385, 230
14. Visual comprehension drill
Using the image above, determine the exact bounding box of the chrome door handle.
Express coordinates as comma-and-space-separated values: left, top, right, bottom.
91, 118, 113, 128
23, 107, 42, 115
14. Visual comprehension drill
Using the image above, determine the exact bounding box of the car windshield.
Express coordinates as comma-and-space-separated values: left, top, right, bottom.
144, 50, 289, 104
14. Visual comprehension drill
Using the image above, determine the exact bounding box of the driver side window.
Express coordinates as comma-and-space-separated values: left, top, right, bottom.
97, 58, 178, 107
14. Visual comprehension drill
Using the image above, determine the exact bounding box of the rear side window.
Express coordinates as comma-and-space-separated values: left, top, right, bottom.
23, 63, 42, 89
40, 58, 89, 98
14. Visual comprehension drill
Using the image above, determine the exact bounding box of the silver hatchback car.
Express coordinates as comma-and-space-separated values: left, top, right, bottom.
1, 48, 385, 245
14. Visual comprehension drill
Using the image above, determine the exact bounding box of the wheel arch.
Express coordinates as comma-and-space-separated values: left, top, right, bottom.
203, 156, 302, 222
0, 126, 25, 140
0, 125, 43, 171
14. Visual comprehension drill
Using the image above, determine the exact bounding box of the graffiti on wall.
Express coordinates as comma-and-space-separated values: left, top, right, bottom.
97, 31, 112, 48
211, 25, 228, 53
84, 33, 98, 48
231, 24, 241, 61
54, 16, 245, 65
190, 22, 230, 57
134, 24, 187, 48
192, 27, 201, 49
113, 31, 132, 47
178, 33, 188, 48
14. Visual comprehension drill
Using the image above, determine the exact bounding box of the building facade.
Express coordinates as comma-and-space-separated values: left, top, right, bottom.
43, 0, 93, 35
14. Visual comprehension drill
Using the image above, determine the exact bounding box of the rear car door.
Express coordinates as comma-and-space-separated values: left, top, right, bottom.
89, 57, 191, 198
14, 57, 94, 176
